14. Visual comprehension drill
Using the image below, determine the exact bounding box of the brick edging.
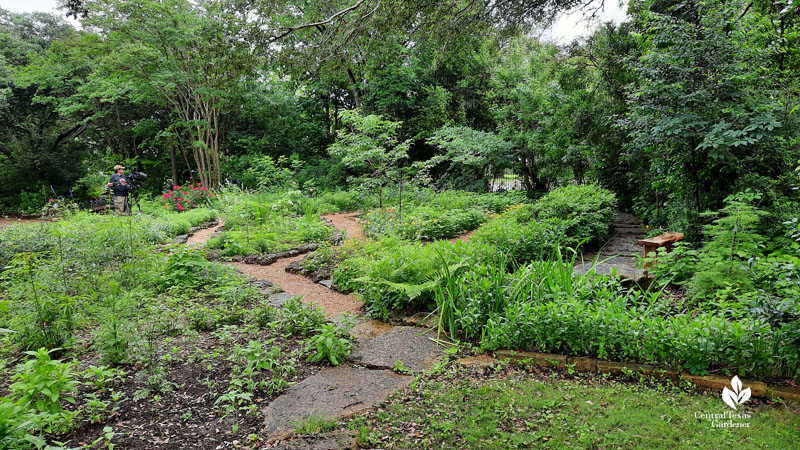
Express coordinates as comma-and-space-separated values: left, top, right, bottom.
492, 350, 800, 401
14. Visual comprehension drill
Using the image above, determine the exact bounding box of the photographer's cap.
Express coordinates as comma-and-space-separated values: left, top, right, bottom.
113, 165, 125, 170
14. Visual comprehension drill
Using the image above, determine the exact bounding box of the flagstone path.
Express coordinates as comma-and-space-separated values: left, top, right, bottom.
574, 212, 648, 283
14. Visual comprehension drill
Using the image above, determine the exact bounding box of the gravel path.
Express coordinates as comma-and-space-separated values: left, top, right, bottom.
322, 212, 363, 240
188, 213, 365, 318
229, 257, 362, 318
0, 217, 47, 229
186, 220, 223, 246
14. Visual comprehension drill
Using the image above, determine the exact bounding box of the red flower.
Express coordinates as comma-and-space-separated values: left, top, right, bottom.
177, 204, 184, 211
177, 198, 183, 201
197, 181, 202, 186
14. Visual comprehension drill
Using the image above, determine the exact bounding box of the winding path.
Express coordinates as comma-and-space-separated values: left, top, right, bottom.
190, 213, 364, 318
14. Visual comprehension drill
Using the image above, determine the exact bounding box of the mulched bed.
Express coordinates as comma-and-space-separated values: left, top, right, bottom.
56, 328, 323, 449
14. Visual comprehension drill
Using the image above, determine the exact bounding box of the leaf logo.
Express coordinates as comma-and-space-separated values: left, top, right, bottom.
721, 376, 751, 410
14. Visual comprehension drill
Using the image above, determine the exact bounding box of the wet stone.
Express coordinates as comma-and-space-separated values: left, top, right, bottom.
268, 293, 297, 307
262, 365, 412, 442
350, 326, 446, 371
349, 320, 393, 341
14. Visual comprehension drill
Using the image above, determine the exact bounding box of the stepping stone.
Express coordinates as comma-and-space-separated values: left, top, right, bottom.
350, 326, 445, 371
262, 365, 412, 442
319, 279, 333, 289
268, 292, 297, 307
273, 429, 357, 450
456, 354, 495, 368
349, 320, 393, 341
401, 312, 438, 329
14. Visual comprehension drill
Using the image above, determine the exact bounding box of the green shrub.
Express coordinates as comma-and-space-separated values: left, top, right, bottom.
317, 190, 363, 212
305, 324, 353, 366
208, 215, 331, 256
473, 217, 561, 265
334, 238, 500, 319
475, 191, 529, 213
363, 206, 486, 241
529, 184, 617, 247
275, 297, 326, 336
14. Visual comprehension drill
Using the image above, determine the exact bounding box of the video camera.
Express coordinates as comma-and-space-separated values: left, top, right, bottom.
126, 171, 148, 188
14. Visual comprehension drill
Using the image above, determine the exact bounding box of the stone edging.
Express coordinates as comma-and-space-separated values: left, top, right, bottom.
206, 243, 320, 265
489, 350, 800, 401
203, 216, 342, 265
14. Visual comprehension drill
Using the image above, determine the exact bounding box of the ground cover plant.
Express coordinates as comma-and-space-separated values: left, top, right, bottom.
2, 0, 800, 447
0, 203, 354, 448
350, 364, 800, 449
205, 188, 333, 256
360, 190, 528, 241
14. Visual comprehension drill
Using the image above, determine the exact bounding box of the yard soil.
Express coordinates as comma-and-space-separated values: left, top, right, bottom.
61, 330, 322, 450
0, 217, 47, 229
58, 211, 451, 448
448, 230, 475, 243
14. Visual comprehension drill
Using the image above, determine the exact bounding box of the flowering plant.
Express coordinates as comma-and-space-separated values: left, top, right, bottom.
161, 182, 213, 212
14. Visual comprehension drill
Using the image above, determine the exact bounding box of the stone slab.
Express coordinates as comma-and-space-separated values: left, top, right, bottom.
273, 429, 358, 450
350, 326, 445, 371
262, 365, 412, 442
319, 279, 334, 289
567, 356, 597, 372
268, 292, 297, 307
682, 374, 768, 397
768, 385, 800, 401
494, 350, 566, 367
456, 354, 495, 368
349, 320, 394, 341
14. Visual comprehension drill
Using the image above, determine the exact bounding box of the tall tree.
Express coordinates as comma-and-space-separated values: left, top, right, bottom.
83, 0, 259, 188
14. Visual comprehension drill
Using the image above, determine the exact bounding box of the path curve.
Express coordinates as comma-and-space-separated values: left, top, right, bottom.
189, 213, 364, 318
229, 256, 361, 318
186, 220, 223, 246
322, 212, 363, 240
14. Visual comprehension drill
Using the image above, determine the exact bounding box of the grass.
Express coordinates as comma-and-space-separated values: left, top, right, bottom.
294, 412, 339, 435
358, 369, 800, 449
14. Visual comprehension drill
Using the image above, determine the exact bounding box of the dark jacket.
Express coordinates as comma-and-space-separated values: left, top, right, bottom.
108, 174, 132, 197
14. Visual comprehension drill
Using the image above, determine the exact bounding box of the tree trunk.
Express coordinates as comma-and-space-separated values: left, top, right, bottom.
169, 138, 178, 186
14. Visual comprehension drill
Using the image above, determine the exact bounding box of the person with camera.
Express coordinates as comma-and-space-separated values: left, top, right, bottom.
107, 164, 132, 214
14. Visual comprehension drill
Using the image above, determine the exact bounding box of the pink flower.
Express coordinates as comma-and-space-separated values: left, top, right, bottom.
177, 204, 184, 211
177, 198, 183, 201
173, 185, 182, 190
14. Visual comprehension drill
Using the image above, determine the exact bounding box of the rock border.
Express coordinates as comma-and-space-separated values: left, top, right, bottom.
487, 350, 800, 401
204, 215, 343, 266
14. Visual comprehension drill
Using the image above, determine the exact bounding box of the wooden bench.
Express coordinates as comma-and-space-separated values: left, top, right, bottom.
637, 232, 685, 267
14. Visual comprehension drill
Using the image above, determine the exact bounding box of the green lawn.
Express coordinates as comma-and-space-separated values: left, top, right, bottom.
354, 369, 800, 449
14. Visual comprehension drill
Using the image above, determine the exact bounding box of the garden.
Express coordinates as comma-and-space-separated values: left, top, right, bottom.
1, 0, 800, 448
